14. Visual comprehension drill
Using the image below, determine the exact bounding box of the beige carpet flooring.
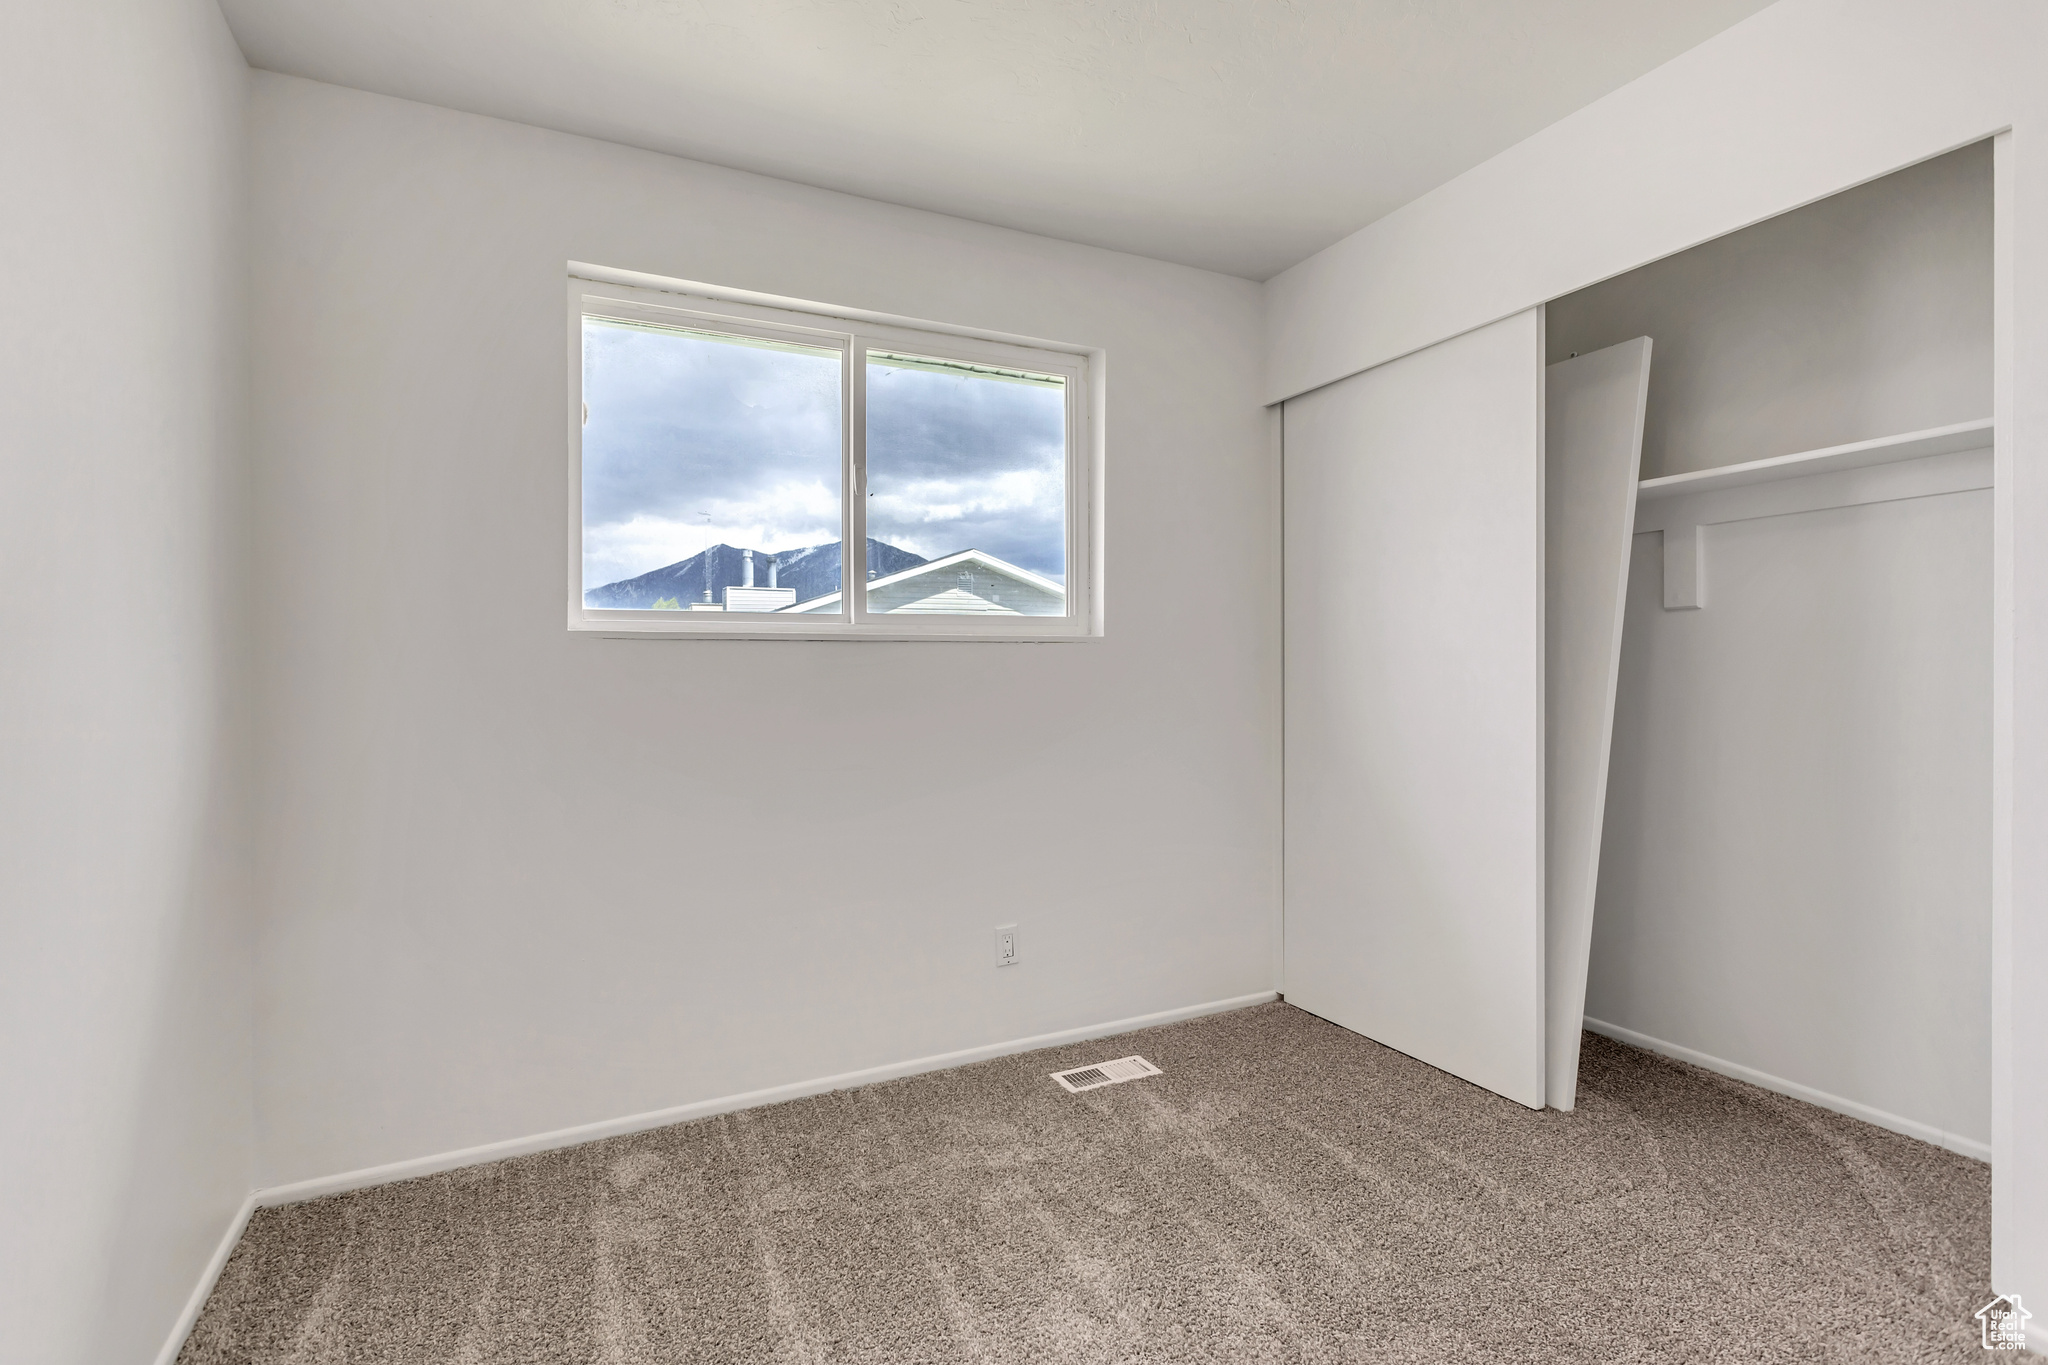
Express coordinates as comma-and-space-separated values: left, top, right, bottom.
180, 1002, 2000, 1363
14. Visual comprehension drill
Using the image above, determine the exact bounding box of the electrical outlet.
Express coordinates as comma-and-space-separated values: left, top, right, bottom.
995, 924, 1018, 968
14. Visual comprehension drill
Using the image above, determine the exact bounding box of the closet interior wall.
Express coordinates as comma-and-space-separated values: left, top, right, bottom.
1550, 143, 1994, 1154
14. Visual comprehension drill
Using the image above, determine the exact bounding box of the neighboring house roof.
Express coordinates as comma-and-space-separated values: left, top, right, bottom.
782, 548, 1066, 616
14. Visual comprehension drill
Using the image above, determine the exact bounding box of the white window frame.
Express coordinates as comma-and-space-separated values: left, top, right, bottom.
568, 273, 1100, 641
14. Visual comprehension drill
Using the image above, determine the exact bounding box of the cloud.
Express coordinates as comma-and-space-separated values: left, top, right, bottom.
580, 320, 1067, 588
864, 465, 1064, 570
581, 483, 841, 590
866, 360, 1066, 578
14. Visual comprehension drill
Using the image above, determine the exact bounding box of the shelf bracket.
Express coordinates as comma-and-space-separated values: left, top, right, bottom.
1640, 425, 1995, 615
1663, 523, 1704, 610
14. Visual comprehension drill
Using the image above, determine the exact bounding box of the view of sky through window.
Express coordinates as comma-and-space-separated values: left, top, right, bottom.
580, 318, 842, 592
864, 353, 1066, 611
581, 317, 1071, 618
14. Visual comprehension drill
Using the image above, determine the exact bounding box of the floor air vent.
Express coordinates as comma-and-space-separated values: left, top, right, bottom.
1051, 1055, 1161, 1093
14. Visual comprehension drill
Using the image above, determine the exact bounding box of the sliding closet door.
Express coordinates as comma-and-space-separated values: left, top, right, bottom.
1542, 338, 1652, 1110
1283, 309, 1547, 1109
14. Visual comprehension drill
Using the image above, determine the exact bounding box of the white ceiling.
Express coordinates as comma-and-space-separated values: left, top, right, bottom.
219, 0, 1775, 280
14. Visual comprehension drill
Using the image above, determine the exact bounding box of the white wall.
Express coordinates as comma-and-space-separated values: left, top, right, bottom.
1262, 0, 2048, 1315
1548, 142, 1992, 480
1261, 1, 2024, 408
0, 2, 252, 1363
247, 74, 1279, 1188
1591, 483, 1991, 1146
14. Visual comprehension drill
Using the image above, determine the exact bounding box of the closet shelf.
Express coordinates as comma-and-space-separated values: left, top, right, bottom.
1636, 418, 1994, 501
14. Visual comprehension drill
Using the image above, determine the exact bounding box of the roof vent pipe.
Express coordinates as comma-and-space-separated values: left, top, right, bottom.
742, 548, 754, 588
767, 555, 778, 588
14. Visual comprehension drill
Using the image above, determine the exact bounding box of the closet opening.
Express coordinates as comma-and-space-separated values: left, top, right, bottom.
1551, 140, 1994, 1160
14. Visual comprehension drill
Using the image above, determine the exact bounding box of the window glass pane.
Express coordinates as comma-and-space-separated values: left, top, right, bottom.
862, 351, 1067, 617
580, 317, 842, 613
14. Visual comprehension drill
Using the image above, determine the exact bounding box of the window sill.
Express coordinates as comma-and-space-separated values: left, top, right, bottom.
574, 618, 1100, 643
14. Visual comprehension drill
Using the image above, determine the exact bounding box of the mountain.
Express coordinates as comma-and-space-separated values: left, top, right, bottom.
583, 538, 928, 610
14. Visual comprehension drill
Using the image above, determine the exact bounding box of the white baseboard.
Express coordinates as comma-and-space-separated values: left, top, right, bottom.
1583, 1016, 1991, 1163
150, 990, 1273, 1363
253, 990, 1278, 1209
151, 1191, 258, 1365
